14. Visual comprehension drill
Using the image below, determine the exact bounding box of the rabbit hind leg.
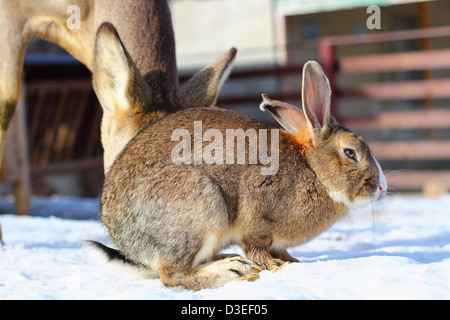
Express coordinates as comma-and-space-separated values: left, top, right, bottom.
158, 255, 261, 291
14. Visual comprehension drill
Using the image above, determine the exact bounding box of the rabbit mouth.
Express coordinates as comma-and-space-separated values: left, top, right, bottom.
354, 154, 388, 205
357, 177, 388, 206
373, 157, 388, 202
374, 184, 387, 202
325, 181, 386, 210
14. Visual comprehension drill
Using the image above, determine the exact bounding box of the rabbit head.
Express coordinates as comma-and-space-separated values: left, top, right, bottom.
261, 61, 387, 209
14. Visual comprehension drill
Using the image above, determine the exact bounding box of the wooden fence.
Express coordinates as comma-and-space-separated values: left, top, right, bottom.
1, 79, 103, 214
25, 79, 103, 167
213, 26, 450, 192
324, 26, 450, 191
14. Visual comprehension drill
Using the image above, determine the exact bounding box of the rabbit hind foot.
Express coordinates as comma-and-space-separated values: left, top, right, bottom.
159, 255, 261, 291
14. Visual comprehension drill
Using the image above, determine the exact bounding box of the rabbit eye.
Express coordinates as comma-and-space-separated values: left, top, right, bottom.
344, 148, 357, 161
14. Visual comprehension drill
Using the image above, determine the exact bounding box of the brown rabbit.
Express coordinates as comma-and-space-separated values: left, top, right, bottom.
87, 26, 387, 291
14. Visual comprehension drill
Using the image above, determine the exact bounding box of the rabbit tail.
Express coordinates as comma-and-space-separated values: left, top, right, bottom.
83, 240, 261, 290
82, 240, 145, 275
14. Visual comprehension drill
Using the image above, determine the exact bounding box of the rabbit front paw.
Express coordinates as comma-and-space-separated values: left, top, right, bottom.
271, 249, 300, 263
245, 247, 290, 272
262, 258, 290, 273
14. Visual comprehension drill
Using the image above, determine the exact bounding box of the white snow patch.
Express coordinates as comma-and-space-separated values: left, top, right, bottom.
1, 194, 450, 299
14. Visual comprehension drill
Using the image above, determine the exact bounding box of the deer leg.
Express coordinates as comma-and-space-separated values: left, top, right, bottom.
0, 102, 17, 168
27, 16, 93, 70
0, 45, 21, 168
0, 17, 31, 170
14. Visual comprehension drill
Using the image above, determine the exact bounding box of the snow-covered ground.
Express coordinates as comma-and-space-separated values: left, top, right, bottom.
1, 194, 449, 300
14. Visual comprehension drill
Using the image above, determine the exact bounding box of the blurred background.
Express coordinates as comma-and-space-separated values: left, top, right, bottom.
1, 0, 450, 215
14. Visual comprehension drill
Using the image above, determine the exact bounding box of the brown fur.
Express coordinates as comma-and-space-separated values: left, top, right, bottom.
93, 32, 388, 290
101, 107, 351, 290
287, 125, 313, 157
100, 103, 363, 289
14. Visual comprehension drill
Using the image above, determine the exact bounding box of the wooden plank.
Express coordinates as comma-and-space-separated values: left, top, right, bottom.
316, 26, 450, 47
27, 79, 92, 92
342, 79, 450, 100
37, 93, 59, 166
31, 157, 103, 175
83, 104, 102, 158
370, 141, 450, 160
343, 109, 450, 130
340, 49, 450, 74
180, 64, 304, 83
386, 170, 450, 190
64, 90, 90, 160
40, 90, 68, 165
29, 91, 48, 165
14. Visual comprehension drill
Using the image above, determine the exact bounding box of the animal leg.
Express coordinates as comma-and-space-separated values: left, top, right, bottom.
271, 249, 299, 263
159, 255, 261, 291
0, 10, 31, 168
242, 235, 289, 272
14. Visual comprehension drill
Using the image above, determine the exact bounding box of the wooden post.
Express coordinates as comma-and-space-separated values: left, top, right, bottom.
318, 40, 338, 119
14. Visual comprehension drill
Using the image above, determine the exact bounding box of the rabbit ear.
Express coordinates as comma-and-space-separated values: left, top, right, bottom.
302, 61, 331, 131
176, 47, 237, 109
93, 22, 149, 115
259, 94, 307, 133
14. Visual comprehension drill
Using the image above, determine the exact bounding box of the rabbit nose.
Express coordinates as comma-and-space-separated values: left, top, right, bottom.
378, 184, 387, 200
379, 181, 388, 193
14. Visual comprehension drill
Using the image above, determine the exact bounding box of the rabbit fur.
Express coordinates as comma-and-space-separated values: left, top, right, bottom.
87, 24, 388, 291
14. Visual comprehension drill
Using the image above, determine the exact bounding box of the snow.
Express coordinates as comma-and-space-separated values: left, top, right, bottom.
1, 194, 450, 300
